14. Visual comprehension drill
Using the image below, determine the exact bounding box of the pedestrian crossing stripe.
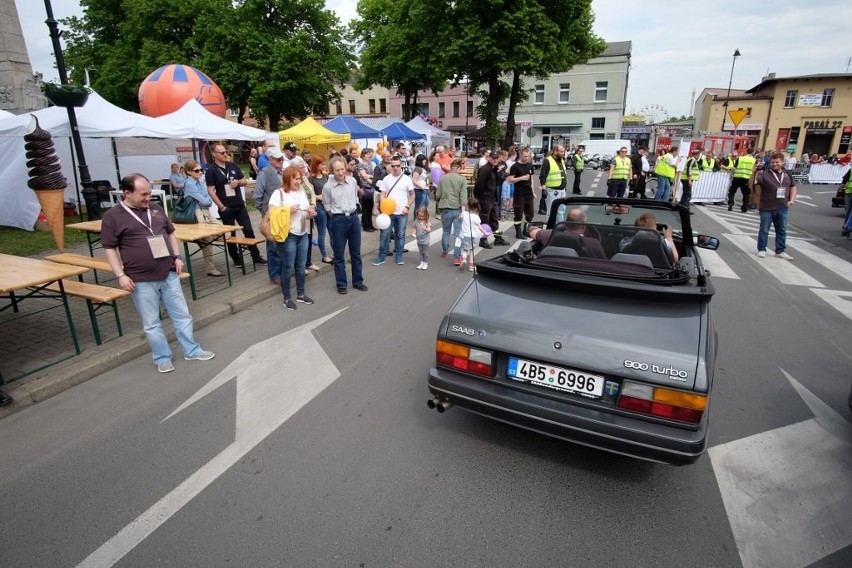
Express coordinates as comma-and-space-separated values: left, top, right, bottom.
697, 249, 740, 280
724, 233, 824, 287
810, 289, 852, 321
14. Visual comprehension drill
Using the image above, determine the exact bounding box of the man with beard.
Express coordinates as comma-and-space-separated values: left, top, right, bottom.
538, 144, 569, 214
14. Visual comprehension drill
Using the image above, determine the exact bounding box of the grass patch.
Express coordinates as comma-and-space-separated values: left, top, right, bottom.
0, 217, 88, 256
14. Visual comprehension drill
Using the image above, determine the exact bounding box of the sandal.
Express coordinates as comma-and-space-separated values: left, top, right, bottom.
322, 257, 333, 264
207, 270, 224, 277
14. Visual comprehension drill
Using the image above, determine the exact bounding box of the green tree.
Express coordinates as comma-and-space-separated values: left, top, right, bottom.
445, 0, 605, 147
350, 0, 450, 120
63, 0, 217, 110
61, 0, 351, 128
194, 0, 352, 129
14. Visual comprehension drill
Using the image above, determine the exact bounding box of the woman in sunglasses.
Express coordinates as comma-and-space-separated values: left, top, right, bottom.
182, 161, 224, 277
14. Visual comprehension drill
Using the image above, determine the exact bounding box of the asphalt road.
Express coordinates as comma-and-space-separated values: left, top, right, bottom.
0, 172, 850, 568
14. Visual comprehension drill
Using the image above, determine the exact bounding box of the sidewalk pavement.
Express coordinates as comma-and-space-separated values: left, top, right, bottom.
0, 209, 389, 419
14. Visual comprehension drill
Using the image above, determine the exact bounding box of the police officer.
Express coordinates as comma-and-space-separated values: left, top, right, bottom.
572, 145, 585, 195
680, 148, 701, 211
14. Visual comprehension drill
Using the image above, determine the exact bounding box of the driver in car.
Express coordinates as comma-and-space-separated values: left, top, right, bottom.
527, 208, 606, 259
619, 212, 679, 262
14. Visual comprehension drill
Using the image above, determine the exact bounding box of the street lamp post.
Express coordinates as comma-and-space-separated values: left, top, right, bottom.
43, 0, 99, 220
721, 49, 741, 135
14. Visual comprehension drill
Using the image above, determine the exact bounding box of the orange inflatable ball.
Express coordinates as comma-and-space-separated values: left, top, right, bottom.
379, 197, 396, 215
138, 64, 226, 118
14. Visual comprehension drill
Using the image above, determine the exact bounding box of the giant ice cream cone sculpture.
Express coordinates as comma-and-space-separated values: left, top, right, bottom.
24, 116, 67, 251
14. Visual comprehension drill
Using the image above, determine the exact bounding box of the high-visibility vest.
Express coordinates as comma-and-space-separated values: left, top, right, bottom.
845, 176, 852, 195
611, 156, 630, 180
544, 156, 568, 188
700, 158, 715, 171
573, 154, 585, 171
654, 153, 675, 179
733, 155, 756, 179
681, 158, 700, 181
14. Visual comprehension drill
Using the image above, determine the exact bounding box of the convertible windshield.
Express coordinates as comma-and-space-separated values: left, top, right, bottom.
553, 201, 683, 234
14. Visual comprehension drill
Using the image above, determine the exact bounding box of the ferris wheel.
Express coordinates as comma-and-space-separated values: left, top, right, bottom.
640, 104, 669, 125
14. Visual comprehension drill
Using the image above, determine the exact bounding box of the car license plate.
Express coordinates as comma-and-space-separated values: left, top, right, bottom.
507, 357, 605, 398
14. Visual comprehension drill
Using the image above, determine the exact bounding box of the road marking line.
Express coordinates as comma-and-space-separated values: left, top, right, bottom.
78, 310, 347, 568
697, 249, 739, 279
710, 369, 852, 568
725, 233, 824, 287
786, 239, 852, 285
810, 289, 852, 321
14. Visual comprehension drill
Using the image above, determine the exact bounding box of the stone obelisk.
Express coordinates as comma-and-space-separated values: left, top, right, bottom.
0, 0, 47, 114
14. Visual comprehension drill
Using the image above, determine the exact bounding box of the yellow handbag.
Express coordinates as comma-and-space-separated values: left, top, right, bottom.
260, 189, 291, 242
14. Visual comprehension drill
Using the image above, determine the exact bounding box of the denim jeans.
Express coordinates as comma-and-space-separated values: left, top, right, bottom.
330, 213, 364, 289
440, 208, 462, 260
376, 214, 407, 263
654, 176, 671, 202
278, 232, 308, 300
265, 239, 281, 280
844, 195, 852, 229
757, 207, 789, 253
315, 206, 330, 258
130, 272, 201, 365
414, 189, 429, 215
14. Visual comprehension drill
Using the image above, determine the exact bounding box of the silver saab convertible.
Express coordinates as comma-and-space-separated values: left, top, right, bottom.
427, 197, 720, 465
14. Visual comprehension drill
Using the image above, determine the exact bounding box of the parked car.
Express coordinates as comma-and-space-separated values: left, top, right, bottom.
428, 197, 720, 465
530, 146, 544, 171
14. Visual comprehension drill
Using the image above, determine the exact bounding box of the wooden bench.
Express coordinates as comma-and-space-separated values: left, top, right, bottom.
225, 236, 266, 275
45, 253, 191, 282
44, 279, 130, 345
45, 253, 113, 283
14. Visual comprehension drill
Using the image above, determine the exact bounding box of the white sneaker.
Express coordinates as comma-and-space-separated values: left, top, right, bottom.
416, 262, 424, 270
775, 251, 794, 261
185, 350, 215, 361
757, 250, 766, 258
422, 263, 428, 270
157, 360, 175, 373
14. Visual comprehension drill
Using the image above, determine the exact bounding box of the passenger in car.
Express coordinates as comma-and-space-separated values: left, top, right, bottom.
619, 212, 679, 262
528, 209, 606, 259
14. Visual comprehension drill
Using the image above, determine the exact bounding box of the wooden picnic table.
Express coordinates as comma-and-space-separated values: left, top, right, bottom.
66, 220, 244, 300
0, 253, 90, 383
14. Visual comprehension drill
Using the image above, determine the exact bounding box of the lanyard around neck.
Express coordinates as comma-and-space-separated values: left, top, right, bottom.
120, 201, 155, 236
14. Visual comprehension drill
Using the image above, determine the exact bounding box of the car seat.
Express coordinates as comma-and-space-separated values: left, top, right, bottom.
622, 230, 673, 268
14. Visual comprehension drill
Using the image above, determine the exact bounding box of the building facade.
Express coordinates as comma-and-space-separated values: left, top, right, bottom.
745, 73, 852, 157
693, 87, 772, 151
389, 83, 480, 149
500, 41, 631, 150
327, 82, 391, 118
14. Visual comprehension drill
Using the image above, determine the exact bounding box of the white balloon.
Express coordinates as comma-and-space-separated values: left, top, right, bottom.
375, 214, 391, 230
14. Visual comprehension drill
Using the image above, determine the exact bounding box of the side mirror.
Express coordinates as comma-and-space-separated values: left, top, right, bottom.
696, 235, 720, 250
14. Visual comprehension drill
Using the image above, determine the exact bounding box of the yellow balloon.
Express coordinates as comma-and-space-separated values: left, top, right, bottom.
376, 142, 384, 151
380, 197, 396, 215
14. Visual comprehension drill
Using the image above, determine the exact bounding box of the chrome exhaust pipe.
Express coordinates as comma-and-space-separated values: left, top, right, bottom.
427, 397, 441, 410
436, 400, 453, 413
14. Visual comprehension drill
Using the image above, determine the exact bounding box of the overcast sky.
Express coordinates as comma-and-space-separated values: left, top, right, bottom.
16, 0, 852, 120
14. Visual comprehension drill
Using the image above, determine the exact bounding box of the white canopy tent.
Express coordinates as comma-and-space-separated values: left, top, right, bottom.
0, 110, 15, 120
405, 116, 452, 150
156, 98, 267, 140
0, 92, 266, 230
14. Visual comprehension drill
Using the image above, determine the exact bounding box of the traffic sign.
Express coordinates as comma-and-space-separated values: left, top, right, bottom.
728, 109, 748, 127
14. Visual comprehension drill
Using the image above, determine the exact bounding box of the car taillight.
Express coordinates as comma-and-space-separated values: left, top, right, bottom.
617, 381, 706, 424
436, 339, 493, 378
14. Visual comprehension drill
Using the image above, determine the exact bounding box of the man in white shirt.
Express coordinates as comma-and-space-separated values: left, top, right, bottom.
372, 157, 415, 266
